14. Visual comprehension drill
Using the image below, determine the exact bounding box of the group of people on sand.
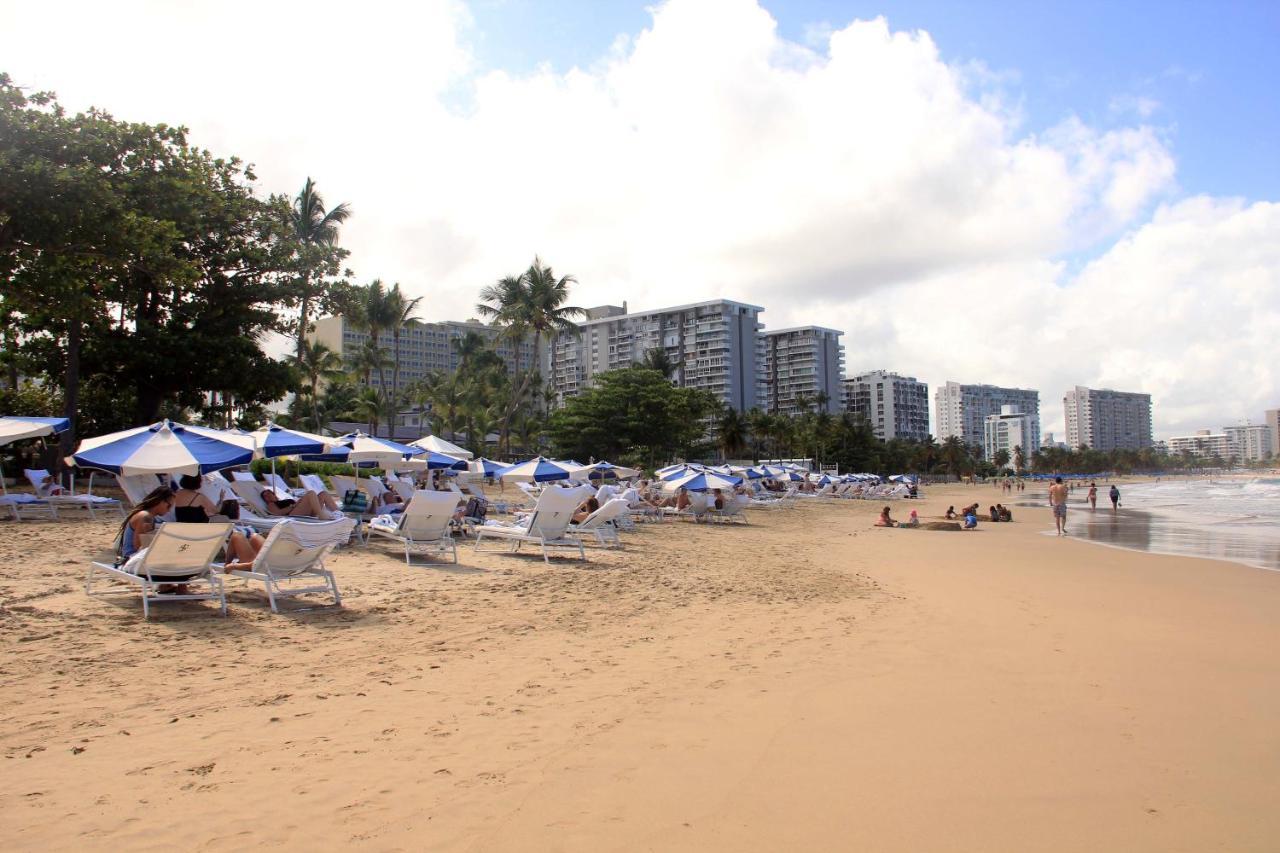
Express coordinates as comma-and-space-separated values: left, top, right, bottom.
1049, 477, 1123, 536
875, 506, 920, 528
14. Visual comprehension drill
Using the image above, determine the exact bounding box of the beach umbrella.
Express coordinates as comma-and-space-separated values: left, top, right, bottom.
249, 423, 334, 458
396, 449, 467, 471
0, 415, 71, 446
571, 461, 641, 480
470, 457, 509, 478
331, 432, 423, 465
655, 463, 689, 476
72, 420, 255, 476
497, 456, 575, 483
661, 470, 743, 493
660, 464, 703, 481
409, 434, 474, 460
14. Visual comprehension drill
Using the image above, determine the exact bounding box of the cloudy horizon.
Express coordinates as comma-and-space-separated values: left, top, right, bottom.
3, 0, 1277, 439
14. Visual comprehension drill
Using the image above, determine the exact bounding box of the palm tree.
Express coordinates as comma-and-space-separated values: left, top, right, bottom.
716, 407, 748, 461
347, 339, 393, 390
639, 347, 681, 380
1012, 444, 1025, 474
382, 282, 423, 432
289, 178, 351, 356
352, 387, 382, 435
295, 339, 346, 431
939, 436, 970, 480
476, 257, 585, 415
352, 280, 397, 401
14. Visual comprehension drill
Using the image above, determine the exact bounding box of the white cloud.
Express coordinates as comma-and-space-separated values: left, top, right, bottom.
3, 0, 1275, 437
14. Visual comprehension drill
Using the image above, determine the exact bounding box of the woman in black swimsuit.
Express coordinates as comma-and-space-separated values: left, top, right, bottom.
173, 474, 264, 565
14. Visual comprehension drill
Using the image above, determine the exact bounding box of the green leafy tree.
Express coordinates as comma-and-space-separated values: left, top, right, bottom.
287, 177, 351, 356
638, 347, 681, 380
546, 366, 719, 468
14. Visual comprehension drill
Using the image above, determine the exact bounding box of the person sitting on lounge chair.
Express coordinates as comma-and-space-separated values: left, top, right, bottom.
261, 487, 339, 518
119, 486, 175, 561
711, 488, 726, 510
572, 496, 600, 524
173, 474, 264, 565
875, 506, 897, 527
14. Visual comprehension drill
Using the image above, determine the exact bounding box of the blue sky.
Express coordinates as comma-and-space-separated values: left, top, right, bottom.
468, 0, 1280, 202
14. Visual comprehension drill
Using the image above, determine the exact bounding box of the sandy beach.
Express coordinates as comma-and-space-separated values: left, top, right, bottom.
2, 484, 1278, 851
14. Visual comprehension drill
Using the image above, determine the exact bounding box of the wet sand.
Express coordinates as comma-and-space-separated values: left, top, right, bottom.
2, 484, 1278, 851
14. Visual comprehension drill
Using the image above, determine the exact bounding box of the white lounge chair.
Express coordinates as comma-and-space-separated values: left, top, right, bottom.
86, 522, 232, 619
262, 472, 298, 498
26, 468, 123, 518
569, 497, 630, 548
474, 486, 586, 563
664, 491, 710, 522
0, 492, 55, 521
712, 494, 750, 524
225, 517, 355, 612
228, 480, 328, 525
117, 473, 166, 506
298, 473, 331, 497
366, 489, 461, 565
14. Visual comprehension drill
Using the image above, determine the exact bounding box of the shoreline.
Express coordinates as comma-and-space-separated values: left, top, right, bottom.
2, 484, 1278, 850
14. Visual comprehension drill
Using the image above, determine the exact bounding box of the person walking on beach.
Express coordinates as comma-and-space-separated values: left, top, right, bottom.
1049, 476, 1069, 536
1087, 482, 1098, 510
1109, 485, 1121, 511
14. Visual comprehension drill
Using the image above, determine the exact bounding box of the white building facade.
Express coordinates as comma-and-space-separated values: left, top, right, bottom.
842, 370, 930, 442
935, 381, 1041, 457
1166, 430, 1232, 459
548, 299, 765, 412
309, 314, 537, 396
1223, 424, 1274, 462
761, 327, 844, 416
983, 405, 1034, 467
1063, 386, 1153, 451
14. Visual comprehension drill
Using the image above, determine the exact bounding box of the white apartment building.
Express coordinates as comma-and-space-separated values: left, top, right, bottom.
1063, 386, 1153, 451
983, 405, 1034, 467
1223, 423, 1274, 462
1166, 430, 1232, 459
761, 327, 844, 416
308, 314, 537, 395
935, 381, 1041, 457
842, 370, 930, 442
548, 299, 765, 412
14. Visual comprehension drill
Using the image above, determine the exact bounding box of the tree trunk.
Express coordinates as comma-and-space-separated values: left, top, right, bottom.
58, 319, 81, 484
296, 278, 311, 358
388, 327, 401, 439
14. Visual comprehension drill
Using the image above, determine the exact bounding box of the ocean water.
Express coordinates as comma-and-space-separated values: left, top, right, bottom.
1055, 478, 1280, 571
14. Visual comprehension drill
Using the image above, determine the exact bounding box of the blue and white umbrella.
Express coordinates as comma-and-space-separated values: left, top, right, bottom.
498, 456, 575, 483
0, 415, 70, 446
72, 420, 256, 476
469, 457, 509, 478
727, 465, 763, 479
660, 464, 703, 481
392, 450, 467, 471
655, 463, 690, 477
571, 461, 641, 480
662, 470, 743, 493
249, 422, 335, 458
332, 432, 423, 465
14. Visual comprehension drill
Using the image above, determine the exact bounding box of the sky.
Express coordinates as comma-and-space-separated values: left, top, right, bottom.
3, 0, 1278, 439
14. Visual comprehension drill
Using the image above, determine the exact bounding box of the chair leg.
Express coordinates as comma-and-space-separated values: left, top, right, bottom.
328, 571, 342, 607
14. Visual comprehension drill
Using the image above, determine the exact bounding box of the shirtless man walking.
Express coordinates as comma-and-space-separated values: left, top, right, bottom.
1049, 476, 1069, 536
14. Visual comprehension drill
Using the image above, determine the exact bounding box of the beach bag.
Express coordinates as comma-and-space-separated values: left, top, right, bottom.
342, 489, 369, 513
463, 496, 487, 522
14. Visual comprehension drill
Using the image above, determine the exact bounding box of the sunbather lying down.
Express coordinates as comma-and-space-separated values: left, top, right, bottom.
261, 488, 340, 518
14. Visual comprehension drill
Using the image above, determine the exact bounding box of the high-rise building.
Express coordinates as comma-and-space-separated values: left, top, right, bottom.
548, 299, 765, 412
983, 405, 1034, 467
308, 315, 538, 395
842, 370, 930, 442
1166, 430, 1232, 459
1063, 386, 1153, 451
1223, 423, 1274, 462
1267, 409, 1280, 458
761, 327, 844, 416
934, 381, 1041, 457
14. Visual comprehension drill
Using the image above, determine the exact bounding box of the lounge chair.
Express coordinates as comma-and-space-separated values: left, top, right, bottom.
474, 486, 586, 563
298, 473, 331, 496
569, 497, 630, 548
711, 494, 750, 524
0, 492, 56, 521
366, 490, 461, 565
228, 480, 328, 526
86, 522, 232, 619
262, 472, 298, 498
25, 468, 122, 519
664, 491, 710, 522
224, 517, 356, 612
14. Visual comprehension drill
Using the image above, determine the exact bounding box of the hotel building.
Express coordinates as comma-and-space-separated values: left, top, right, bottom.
308, 314, 537, 395
760, 327, 845, 415
842, 370, 930, 442
935, 381, 1041, 457
1166, 430, 1232, 459
983, 406, 1035, 467
1223, 423, 1274, 462
548, 299, 765, 412
1063, 386, 1153, 451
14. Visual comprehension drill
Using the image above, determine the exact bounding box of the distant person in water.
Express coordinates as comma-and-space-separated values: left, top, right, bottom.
1110, 485, 1121, 511
1087, 482, 1098, 510
1049, 476, 1069, 536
